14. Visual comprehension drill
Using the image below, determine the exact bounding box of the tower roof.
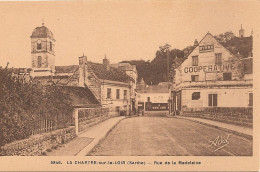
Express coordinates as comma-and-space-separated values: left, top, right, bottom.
30, 25, 55, 40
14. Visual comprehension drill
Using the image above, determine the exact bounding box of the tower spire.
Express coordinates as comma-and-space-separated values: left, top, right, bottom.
239, 24, 245, 37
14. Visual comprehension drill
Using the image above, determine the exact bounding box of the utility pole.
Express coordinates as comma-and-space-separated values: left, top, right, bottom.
166, 49, 171, 116
166, 49, 170, 82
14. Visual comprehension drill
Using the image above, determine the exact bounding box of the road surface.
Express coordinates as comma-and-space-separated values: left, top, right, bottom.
89, 114, 252, 156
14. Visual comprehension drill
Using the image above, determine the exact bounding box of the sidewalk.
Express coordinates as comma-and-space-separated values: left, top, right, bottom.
46, 116, 125, 156
175, 116, 252, 139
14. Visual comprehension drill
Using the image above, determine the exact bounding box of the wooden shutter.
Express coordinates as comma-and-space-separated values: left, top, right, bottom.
213, 94, 217, 106
208, 94, 212, 106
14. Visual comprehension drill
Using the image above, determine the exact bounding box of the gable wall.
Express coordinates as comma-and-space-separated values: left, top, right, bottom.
175, 34, 244, 85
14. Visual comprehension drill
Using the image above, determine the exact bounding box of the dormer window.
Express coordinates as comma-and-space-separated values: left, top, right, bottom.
37, 40, 42, 50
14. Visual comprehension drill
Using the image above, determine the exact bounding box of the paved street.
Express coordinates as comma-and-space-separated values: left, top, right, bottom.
89, 113, 252, 156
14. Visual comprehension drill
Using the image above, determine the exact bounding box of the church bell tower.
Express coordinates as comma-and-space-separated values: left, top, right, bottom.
30, 23, 56, 76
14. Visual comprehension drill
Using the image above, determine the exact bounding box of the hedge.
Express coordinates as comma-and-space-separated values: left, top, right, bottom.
0, 68, 74, 146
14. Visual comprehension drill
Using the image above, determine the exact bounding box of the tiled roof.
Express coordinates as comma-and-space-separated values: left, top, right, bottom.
111, 63, 136, 71
30, 25, 55, 40
55, 65, 78, 73
88, 62, 130, 83
58, 86, 100, 107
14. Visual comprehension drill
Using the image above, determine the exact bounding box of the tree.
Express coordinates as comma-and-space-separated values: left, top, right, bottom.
214, 31, 235, 44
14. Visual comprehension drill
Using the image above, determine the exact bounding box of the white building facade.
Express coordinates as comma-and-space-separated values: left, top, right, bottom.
171, 32, 253, 114
136, 83, 170, 111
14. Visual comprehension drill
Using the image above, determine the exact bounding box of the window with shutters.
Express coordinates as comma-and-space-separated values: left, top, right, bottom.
208, 94, 217, 107
215, 53, 222, 65
192, 56, 198, 66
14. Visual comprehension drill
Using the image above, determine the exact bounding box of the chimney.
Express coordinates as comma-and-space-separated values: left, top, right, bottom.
79, 53, 87, 65
79, 54, 87, 86
103, 55, 110, 71
194, 39, 199, 46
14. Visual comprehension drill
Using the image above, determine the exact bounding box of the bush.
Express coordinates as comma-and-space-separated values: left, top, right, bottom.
0, 68, 74, 146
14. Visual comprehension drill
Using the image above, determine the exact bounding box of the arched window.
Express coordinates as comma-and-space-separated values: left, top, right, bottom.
37, 43, 41, 50
50, 41, 52, 51
37, 39, 42, 50
38, 56, 42, 68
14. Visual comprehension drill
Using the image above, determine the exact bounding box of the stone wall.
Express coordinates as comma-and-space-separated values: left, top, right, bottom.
181, 107, 253, 127
78, 107, 117, 132
0, 126, 76, 156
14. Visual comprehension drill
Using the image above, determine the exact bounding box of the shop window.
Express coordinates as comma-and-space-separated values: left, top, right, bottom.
191, 75, 199, 82
116, 89, 120, 99
107, 88, 111, 98
192, 56, 198, 66
215, 53, 222, 65
208, 94, 217, 107
192, 92, 200, 100
223, 73, 232, 81
249, 93, 253, 106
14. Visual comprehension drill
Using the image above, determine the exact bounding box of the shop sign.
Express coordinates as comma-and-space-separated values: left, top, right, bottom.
184, 64, 235, 73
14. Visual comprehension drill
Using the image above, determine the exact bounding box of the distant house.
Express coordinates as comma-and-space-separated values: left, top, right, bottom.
136, 81, 170, 111
111, 62, 138, 113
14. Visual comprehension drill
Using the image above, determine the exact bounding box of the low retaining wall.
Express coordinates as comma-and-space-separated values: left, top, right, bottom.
78, 108, 118, 132
181, 107, 253, 127
0, 126, 76, 156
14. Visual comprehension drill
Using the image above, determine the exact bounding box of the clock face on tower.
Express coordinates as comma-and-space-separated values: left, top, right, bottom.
37, 39, 41, 44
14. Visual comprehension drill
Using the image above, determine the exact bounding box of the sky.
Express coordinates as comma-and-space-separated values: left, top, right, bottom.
0, 0, 259, 68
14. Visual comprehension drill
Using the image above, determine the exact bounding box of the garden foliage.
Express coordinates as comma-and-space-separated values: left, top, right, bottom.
0, 68, 73, 146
